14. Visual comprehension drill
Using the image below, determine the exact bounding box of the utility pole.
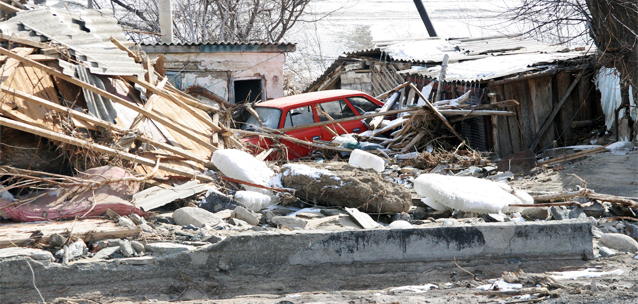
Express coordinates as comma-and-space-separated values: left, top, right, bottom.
412, 0, 437, 37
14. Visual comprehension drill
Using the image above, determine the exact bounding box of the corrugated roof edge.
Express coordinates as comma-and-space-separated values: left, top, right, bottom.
141, 41, 296, 53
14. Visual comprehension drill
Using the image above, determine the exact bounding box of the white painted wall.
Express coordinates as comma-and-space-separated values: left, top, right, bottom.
152, 52, 286, 102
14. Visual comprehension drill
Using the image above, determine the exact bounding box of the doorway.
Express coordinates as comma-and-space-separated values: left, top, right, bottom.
233, 78, 264, 104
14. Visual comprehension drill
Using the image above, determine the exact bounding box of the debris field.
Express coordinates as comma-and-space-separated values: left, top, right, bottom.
0, 4, 637, 304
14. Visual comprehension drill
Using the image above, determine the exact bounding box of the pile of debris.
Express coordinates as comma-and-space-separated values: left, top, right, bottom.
1, 6, 637, 283
0, 6, 241, 222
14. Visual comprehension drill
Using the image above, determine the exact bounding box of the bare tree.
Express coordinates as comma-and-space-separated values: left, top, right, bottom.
503, 0, 637, 99
97, 0, 312, 44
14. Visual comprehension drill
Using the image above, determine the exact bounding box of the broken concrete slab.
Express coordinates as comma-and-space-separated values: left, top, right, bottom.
144, 243, 195, 255
232, 206, 260, 226
132, 181, 209, 212
281, 162, 411, 213
0, 247, 54, 261
172, 207, 221, 228
271, 216, 307, 229
345, 207, 381, 229
92, 246, 120, 259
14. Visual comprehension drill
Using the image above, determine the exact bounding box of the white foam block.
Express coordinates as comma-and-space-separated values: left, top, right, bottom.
414, 174, 531, 214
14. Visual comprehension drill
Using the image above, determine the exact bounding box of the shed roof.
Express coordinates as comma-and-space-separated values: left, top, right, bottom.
306, 35, 595, 90
141, 41, 296, 54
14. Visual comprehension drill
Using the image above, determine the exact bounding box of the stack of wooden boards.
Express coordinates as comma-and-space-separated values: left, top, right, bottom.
0, 40, 242, 182
356, 82, 519, 155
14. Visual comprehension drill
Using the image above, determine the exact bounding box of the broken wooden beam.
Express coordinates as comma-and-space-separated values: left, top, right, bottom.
439, 109, 516, 116
0, 116, 213, 182
275, 107, 421, 133
0, 85, 216, 169
110, 36, 141, 63
538, 146, 607, 166
410, 83, 465, 142
0, 46, 217, 151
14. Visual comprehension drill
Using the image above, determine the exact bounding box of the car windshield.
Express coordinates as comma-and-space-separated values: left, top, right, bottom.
242, 107, 282, 131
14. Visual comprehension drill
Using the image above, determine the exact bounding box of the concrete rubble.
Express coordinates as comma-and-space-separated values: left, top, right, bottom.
0, 3, 636, 303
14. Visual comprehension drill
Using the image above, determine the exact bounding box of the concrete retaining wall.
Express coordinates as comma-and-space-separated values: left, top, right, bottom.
0, 220, 593, 301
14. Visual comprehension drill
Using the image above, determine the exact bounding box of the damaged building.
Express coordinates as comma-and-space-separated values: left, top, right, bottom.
141, 41, 296, 105
0, 3, 637, 303
306, 36, 606, 157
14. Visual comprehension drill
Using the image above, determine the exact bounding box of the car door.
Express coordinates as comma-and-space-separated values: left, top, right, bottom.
280, 105, 324, 159
316, 99, 365, 141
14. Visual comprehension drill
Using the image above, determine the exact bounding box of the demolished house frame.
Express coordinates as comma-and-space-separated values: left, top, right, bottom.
306, 36, 602, 158
0, 7, 246, 223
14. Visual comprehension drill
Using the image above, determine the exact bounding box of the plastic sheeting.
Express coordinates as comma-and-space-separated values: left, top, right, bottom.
594, 67, 636, 133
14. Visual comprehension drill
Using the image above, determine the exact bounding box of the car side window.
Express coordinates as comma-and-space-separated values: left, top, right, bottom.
317, 100, 356, 121
347, 96, 381, 114
284, 106, 315, 127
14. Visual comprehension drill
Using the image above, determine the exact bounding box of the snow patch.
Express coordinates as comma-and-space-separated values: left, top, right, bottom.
283, 163, 336, 179
476, 279, 522, 291
212, 149, 274, 194
389, 284, 438, 294
549, 268, 624, 280
414, 174, 532, 214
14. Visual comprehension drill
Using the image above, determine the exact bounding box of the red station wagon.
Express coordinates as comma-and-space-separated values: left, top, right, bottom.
241, 90, 384, 160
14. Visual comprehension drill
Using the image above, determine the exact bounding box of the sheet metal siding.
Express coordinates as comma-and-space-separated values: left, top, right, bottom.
0, 7, 145, 76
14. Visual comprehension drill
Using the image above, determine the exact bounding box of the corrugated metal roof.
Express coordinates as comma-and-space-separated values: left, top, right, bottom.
308, 35, 595, 85
344, 35, 591, 65
398, 51, 593, 82
141, 41, 296, 53
0, 7, 145, 76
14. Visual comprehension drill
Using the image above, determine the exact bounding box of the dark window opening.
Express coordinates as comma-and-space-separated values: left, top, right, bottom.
317, 99, 356, 121
165, 71, 181, 90
233, 79, 263, 104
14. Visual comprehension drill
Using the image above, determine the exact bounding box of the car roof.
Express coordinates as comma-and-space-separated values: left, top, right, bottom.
255, 90, 374, 109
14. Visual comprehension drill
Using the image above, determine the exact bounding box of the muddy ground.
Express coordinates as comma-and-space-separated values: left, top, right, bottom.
31, 253, 638, 304
509, 151, 638, 198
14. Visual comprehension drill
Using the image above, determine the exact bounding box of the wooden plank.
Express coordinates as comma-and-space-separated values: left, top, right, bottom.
438, 109, 515, 116
125, 76, 222, 133
307, 64, 344, 92
0, 116, 214, 181
0, 2, 21, 13
538, 146, 607, 166
502, 84, 522, 153
109, 36, 141, 62
528, 76, 555, 151
211, 113, 220, 146
400, 131, 425, 153
529, 73, 583, 150
0, 54, 58, 63
0, 219, 139, 249
274, 106, 420, 133
516, 79, 536, 149
0, 85, 215, 168
370, 89, 402, 129
0, 46, 218, 151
